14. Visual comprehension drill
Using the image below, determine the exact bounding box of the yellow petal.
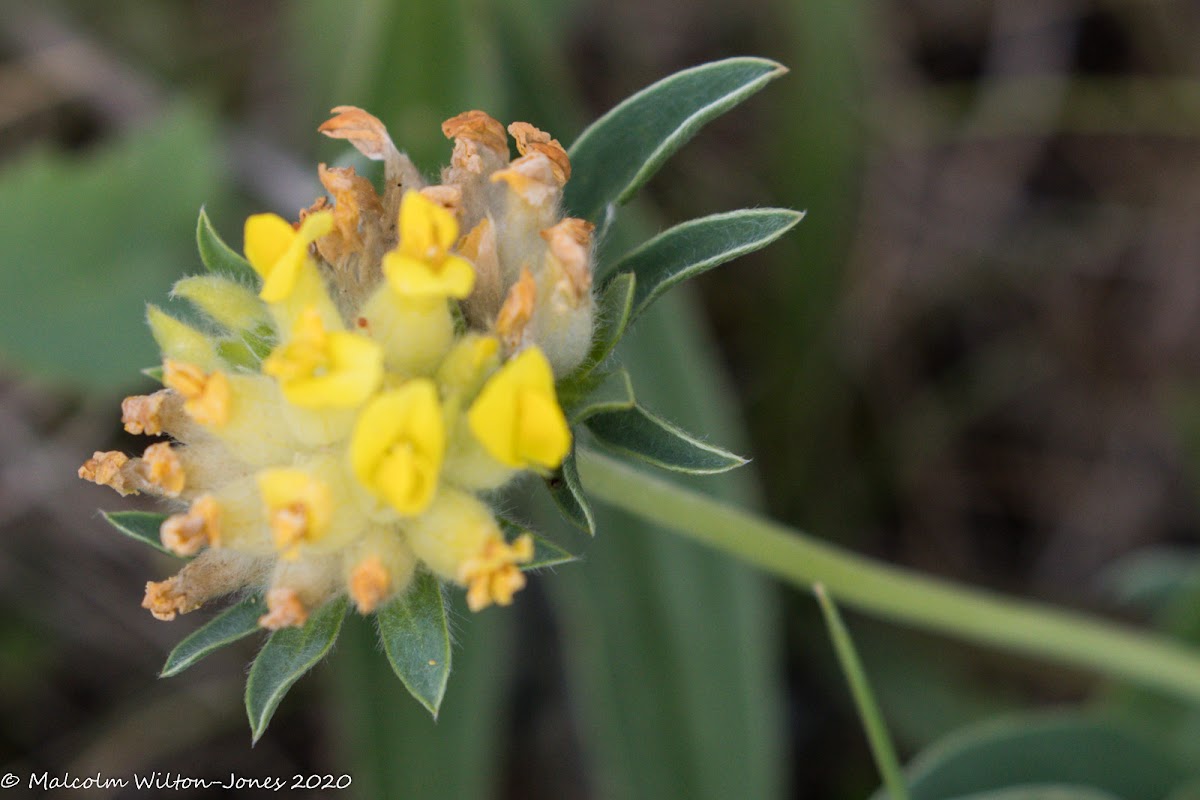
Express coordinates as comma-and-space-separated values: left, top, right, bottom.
350, 380, 444, 515
399, 190, 458, 259
382, 252, 476, 300
244, 213, 294, 278
467, 347, 570, 469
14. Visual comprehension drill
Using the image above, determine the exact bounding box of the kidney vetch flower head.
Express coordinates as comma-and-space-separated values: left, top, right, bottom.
78, 57, 800, 736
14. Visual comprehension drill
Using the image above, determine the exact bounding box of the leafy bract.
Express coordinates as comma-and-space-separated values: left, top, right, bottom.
613, 209, 804, 321
545, 448, 595, 536
196, 207, 258, 283
246, 596, 348, 742
586, 404, 747, 475
161, 596, 266, 677
376, 572, 451, 718
565, 57, 788, 221
102, 511, 173, 556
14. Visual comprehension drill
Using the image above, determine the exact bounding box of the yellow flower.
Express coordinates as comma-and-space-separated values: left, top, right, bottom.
163, 359, 231, 427
257, 468, 334, 558
244, 211, 333, 303
467, 346, 570, 470
262, 307, 383, 408
350, 380, 445, 514
382, 192, 476, 299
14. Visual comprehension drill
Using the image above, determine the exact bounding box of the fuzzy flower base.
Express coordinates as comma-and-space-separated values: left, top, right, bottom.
81, 106, 594, 628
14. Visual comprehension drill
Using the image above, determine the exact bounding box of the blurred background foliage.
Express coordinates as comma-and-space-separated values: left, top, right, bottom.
4, 0, 1200, 797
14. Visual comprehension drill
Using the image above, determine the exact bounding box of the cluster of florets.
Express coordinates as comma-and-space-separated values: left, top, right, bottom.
79, 107, 595, 628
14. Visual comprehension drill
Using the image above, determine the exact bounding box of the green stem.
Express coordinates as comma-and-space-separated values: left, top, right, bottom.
576, 448, 1200, 704
815, 585, 909, 800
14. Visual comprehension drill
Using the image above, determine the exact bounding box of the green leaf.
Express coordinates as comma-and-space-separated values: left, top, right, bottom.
564, 57, 788, 221
376, 572, 451, 719
0, 103, 222, 391
565, 369, 636, 424
541, 287, 784, 800
196, 206, 257, 284
160, 596, 266, 677
878, 714, 1187, 800
950, 788, 1121, 800
586, 404, 747, 474
141, 365, 164, 384
614, 209, 804, 320
545, 447, 595, 536
588, 271, 637, 365
102, 511, 172, 556
245, 596, 348, 743
498, 517, 579, 569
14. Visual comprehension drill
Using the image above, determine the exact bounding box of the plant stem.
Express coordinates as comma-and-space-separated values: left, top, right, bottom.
814, 585, 909, 800
576, 448, 1200, 704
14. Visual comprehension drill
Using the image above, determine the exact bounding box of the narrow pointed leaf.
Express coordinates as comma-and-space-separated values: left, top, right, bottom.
141, 365, 164, 383
102, 511, 172, 556
565, 57, 788, 220
615, 209, 804, 320
586, 404, 747, 474
566, 370, 636, 424
246, 596, 348, 742
197, 206, 258, 284
161, 596, 266, 677
376, 572, 451, 719
557, 274, 636, 403
590, 271, 637, 357
499, 518, 579, 569
546, 447, 595, 535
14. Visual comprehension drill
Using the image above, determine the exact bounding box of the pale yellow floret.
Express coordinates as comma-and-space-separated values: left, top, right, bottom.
141, 442, 185, 497
359, 286, 455, 376
172, 274, 271, 333
243, 210, 334, 303
460, 534, 534, 612
467, 347, 571, 470
436, 334, 500, 396
160, 495, 221, 556
257, 468, 334, 559
142, 549, 269, 621
262, 306, 383, 409
147, 306, 222, 370
350, 380, 444, 515
495, 267, 537, 354
163, 360, 231, 427
78, 450, 138, 496
259, 587, 309, 630
121, 391, 168, 435
404, 489, 532, 610
382, 191, 476, 300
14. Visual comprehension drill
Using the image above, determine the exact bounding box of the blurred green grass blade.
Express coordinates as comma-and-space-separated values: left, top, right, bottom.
0, 104, 222, 391
102, 511, 172, 556
952, 788, 1121, 800
564, 57, 788, 221
815, 585, 909, 800
586, 403, 747, 475
196, 207, 258, 284
330, 600, 512, 800
612, 209, 804, 320
545, 447, 595, 536
874, 715, 1187, 800
161, 596, 266, 677
376, 572, 451, 718
544, 288, 785, 800
245, 597, 348, 743
498, 517, 579, 569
